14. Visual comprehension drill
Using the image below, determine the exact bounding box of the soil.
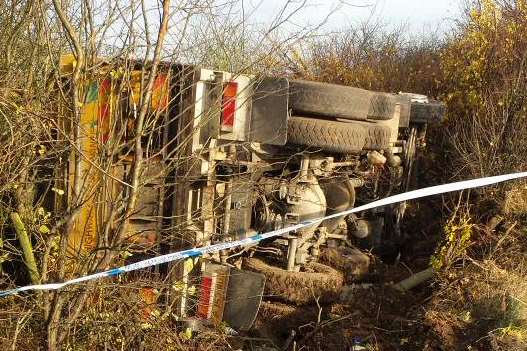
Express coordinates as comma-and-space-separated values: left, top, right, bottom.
249, 197, 447, 350
253, 262, 434, 350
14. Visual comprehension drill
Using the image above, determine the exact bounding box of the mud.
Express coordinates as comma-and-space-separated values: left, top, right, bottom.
244, 257, 344, 305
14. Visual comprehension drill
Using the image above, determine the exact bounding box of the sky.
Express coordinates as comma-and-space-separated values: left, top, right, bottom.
250, 0, 463, 36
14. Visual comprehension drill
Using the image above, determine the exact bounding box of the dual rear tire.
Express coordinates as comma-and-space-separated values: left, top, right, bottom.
289, 80, 399, 121
287, 116, 391, 153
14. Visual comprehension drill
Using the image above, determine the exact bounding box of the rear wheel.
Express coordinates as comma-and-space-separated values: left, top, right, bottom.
287, 116, 391, 153
244, 257, 343, 305
289, 80, 400, 121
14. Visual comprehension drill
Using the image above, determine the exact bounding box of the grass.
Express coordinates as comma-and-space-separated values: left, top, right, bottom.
425, 219, 527, 350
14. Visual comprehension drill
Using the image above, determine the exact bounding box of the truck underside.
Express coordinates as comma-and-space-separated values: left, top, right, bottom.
56, 59, 444, 329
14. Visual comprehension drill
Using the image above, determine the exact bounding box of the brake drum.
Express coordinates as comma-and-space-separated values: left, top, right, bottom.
285, 178, 327, 235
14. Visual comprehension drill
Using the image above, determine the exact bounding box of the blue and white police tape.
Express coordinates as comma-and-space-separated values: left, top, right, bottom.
1, 171, 526, 297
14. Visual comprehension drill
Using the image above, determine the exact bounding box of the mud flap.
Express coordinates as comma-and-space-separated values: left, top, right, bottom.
249, 77, 289, 145
222, 268, 265, 330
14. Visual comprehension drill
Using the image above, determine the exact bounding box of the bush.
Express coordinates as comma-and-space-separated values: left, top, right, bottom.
284, 22, 445, 96
441, 0, 527, 182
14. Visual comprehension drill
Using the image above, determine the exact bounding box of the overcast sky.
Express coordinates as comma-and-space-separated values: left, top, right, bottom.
251, 0, 463, 35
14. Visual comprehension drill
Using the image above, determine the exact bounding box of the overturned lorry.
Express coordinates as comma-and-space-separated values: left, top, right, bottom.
56, 57, 444, 329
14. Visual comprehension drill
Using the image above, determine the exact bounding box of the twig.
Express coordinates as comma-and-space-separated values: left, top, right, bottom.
11, 309, 32, 351
493, 221, 517, 253
298, 313, 355, 345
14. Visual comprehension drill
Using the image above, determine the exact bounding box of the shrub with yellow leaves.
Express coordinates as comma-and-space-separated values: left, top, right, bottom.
441, 0, 527, 180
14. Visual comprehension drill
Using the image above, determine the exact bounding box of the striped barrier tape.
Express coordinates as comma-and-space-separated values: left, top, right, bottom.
1, 171, 526, 297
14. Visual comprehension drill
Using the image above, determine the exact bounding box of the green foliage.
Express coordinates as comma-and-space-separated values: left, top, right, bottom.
431, 211, 473, 270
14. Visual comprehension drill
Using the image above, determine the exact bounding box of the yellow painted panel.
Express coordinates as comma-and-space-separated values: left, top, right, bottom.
68, 79, 113, 259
